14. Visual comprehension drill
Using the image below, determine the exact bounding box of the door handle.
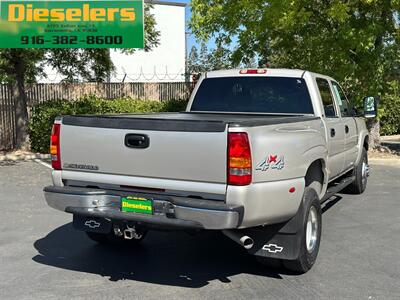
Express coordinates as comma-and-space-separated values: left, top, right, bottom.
125, 134, 150, 149
345, 125, 349, 134
330, 128, 336, 138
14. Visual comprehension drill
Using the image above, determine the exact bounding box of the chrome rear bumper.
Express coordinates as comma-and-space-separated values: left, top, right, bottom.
44, 186, 242, 230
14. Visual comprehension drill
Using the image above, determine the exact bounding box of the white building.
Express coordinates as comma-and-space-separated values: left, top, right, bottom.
111, 1, 187, 82
40, 1, 187, 83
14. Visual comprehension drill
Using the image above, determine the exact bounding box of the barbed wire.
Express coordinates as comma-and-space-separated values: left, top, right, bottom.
38, 67, 187, 83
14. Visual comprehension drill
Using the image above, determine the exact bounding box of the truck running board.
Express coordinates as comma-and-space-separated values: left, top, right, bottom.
321, 175, 356, 203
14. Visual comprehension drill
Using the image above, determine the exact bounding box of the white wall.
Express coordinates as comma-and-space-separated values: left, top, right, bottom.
39, 2, 186, 83
111, 2, 186, 82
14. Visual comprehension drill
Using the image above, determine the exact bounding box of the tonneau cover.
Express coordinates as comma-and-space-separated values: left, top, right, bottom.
62, 112, 319, 132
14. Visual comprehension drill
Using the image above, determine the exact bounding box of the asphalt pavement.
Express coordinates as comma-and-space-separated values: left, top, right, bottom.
0, 160, 399, 299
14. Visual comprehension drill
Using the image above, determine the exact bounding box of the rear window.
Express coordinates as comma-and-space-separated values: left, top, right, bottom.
191, 77, 314, 114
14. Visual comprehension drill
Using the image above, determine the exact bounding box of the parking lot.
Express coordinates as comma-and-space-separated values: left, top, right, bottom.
0, 160, 399, 299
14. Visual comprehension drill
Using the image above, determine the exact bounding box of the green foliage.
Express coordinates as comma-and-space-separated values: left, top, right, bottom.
29, 97, 188, 153
121, 4, 160, 54
188, 41, 239, 74
190, 0, 399, 99
380, 82, 400, 136
190, 0, 400, 137
0, 49, 46, 83
188, 45, 201, 74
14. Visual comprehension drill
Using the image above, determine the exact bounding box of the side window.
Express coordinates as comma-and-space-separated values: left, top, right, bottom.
331, 82, 351, 117
316, 78, 337, 117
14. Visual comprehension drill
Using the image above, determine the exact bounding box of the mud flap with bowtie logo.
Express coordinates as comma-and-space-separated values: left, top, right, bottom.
244, 200, 306, 260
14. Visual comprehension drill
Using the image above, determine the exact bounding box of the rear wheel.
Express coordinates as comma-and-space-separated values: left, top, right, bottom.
343, 148, 369, 194
283, 187, 322, 273
255, 186, 322, 274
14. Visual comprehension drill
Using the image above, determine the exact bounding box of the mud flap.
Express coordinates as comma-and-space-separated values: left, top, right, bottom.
245, 201, 306, 260
73, 215, 113, 234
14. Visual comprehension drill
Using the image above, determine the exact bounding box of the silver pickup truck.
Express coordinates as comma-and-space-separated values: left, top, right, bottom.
44, 69, 378, 273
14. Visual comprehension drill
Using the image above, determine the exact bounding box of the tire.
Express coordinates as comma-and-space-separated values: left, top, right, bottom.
86, 228, 147, 245
308, 181, 322, 199
283, 187, 322, 274
343, 148, 368, 195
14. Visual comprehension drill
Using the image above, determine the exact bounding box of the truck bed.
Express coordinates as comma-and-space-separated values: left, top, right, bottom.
58, 112, 319, 185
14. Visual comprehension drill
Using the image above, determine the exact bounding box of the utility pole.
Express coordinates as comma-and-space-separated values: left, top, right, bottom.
185, 31, 190, 82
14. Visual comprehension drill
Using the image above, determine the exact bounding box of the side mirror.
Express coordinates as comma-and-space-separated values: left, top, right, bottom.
363, 96, 379, 118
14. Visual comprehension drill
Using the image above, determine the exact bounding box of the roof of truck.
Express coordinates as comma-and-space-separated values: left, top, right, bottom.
206, 68, 308, 78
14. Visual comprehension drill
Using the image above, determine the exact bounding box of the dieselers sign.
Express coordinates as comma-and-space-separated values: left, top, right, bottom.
0, 0, 144, 48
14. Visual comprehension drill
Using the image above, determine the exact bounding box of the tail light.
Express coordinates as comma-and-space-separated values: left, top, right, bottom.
228, 132, 252, 185
50, 124, 61, 170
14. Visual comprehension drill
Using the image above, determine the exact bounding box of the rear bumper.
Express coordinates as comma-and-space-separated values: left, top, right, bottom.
44, 186, 242, 230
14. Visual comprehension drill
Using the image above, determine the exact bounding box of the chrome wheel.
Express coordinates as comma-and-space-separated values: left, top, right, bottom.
306, 206, 319, 253
361, 158, 369, 186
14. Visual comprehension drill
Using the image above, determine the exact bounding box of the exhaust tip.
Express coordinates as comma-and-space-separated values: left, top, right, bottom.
241, 236, 254, 250
223, 230, 254, 250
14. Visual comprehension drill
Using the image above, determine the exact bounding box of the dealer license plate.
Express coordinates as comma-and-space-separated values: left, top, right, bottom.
121, 196, 153, 215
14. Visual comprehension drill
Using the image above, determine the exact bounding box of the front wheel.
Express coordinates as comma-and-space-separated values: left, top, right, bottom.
283, 187, 322, 273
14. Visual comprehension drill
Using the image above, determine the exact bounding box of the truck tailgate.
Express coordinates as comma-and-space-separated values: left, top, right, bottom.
59, 115, 228, 184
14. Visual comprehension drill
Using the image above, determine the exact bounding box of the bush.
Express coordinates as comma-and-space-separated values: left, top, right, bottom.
379, 83, 400, 136
29, 96, 188, 153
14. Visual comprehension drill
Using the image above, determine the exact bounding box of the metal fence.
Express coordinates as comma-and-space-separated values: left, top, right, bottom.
0, 82, 194, 151
25, 82, 194, 105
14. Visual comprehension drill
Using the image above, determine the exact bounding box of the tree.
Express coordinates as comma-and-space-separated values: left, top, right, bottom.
188, 45, 201, 75
188, 42, 238, 75
208, 41, 236, 70
0, 4, 160, 149
190, 0, 400, 147
199, 41, 210, 71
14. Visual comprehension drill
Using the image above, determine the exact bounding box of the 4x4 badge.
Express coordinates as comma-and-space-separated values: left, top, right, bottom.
256, 155, 285, 171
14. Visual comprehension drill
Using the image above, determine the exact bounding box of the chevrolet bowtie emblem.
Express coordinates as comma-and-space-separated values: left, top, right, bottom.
84, 220, 101, 229
262, 244, 284, 254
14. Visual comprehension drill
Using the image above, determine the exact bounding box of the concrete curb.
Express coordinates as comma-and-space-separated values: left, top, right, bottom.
0, 154, 50, 162
369, 158, 400, 166
381, 135, 400, 141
